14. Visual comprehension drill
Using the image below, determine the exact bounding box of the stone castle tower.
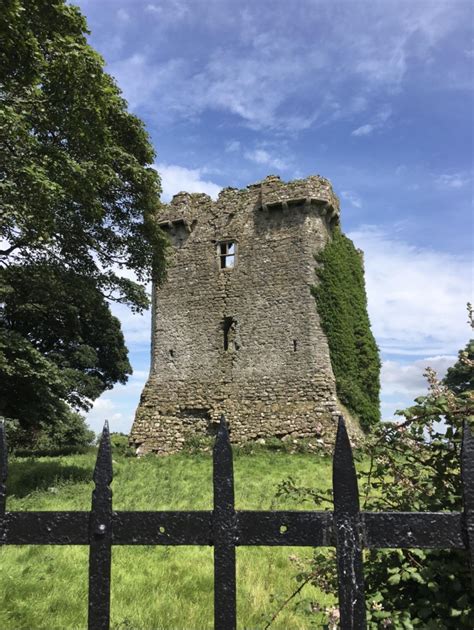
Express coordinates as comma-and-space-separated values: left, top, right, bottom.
130, 174, 359, 454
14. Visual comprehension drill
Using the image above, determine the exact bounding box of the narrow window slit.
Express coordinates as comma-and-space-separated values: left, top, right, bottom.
223, 317, 238, 351
293, 339, 297, 352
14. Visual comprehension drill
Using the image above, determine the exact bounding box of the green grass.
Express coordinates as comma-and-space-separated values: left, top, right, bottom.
0, 448, 337, 629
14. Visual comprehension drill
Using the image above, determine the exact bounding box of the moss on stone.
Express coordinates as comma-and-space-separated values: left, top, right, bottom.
312, 227, 381, 431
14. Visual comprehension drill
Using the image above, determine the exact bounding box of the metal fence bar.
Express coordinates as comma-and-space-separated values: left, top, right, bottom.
237, 510, 333, 546
0, 510, 465, 548
333, 415, 366, 630
88, 422, 113, 630
112, 511, 212, 545
213, 416, 237, 630
362, 512, 464, 548
462, 420, 474, 590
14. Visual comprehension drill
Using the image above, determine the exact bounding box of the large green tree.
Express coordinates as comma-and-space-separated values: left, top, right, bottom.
0, 0, 167, 442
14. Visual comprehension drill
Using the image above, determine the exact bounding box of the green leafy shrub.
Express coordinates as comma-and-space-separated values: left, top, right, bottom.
312, 227, 380, 430
109, 432, 135, 457
4, 410, 94, 455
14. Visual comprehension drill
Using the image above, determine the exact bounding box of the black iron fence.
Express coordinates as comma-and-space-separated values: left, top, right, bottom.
0, 416, 472, 630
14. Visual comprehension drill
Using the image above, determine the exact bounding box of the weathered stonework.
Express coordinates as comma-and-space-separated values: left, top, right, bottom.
130, 174, 361, 454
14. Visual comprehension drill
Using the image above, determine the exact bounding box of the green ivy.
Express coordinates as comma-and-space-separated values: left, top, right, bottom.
312, 227, 380, 430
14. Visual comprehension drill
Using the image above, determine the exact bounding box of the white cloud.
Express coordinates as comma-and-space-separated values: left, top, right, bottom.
341, 190, 362, 208
145, 1, 190, 21
109, 302, 151, 344
154, 163, 222, 201
379, 354, 460, 420
86, 397, 124, 433
435, 172, 472, 189
381, 355, 457, 397
116, 8, 129, 22
85, 370, 150, 434
225, 140, 241, 153
90, 398, 122, 413
108, 54, 190, 114
348, 226, 472, 357
244, 149, 289, 171
351, 124, 375, 137
351, 105, 392, 137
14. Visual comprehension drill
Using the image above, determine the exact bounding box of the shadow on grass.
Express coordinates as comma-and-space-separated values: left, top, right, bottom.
7, 460, 92, 498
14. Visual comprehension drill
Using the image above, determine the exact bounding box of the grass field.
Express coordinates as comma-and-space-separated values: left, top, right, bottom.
0, 445, 338, 629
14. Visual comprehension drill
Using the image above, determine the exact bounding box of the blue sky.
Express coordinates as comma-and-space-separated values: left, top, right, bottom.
75, 0, 474, 434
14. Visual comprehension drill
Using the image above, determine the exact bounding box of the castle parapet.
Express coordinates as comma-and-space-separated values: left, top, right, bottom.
160, 174, 340, 226
255, 175, 339, 221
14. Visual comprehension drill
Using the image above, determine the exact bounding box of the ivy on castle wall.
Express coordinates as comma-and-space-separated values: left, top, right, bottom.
312, 227, 381, 431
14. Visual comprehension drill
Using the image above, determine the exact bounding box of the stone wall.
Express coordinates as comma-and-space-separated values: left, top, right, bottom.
130, 175, 360, 454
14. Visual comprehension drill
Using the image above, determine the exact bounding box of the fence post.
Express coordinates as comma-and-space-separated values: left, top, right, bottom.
0, 420, 7, 515
462, 420, 474, 590
88, 421, 113, 630
213, 416, 237, 630
333, 415, 366, 629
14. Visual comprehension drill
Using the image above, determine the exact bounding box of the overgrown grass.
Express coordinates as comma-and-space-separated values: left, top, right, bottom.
0, 447, 338, 629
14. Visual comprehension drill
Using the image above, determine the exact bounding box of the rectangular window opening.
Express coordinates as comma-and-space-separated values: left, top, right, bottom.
219, 241, 236, 269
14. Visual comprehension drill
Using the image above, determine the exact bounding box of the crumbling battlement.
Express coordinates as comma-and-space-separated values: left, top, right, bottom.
130, 174, 359, 455
160, 174, 340, 226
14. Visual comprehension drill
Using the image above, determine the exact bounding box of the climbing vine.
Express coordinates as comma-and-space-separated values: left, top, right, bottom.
312, 227, 380, 430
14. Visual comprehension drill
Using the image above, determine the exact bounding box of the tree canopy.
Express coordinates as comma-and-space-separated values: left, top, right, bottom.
0, 0, 166, 293
0, 0, 166, 443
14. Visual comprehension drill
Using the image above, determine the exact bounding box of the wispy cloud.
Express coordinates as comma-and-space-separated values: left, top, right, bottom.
341, 190, 362, 208
145, 0, 190, 21
244, 148, 289, 171
225, 140, 241, 153
351, 124, 375, 137
351, 105, 392, 137
154, 163, 222, 201
435, 172, 472, 189
103, 1, 470, 132
116, 8, 130, 22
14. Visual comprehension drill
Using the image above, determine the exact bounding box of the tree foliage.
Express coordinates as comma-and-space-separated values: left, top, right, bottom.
312, 227, 380, 430
0, 264, 131, 420
0, 0, 167, 444
0, 0, 166, 293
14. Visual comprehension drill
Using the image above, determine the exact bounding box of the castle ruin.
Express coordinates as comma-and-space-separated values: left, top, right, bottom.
130, 174, 361, 454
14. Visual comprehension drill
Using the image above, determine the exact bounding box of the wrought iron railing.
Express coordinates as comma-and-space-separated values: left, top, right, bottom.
0, 416, 472, 630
